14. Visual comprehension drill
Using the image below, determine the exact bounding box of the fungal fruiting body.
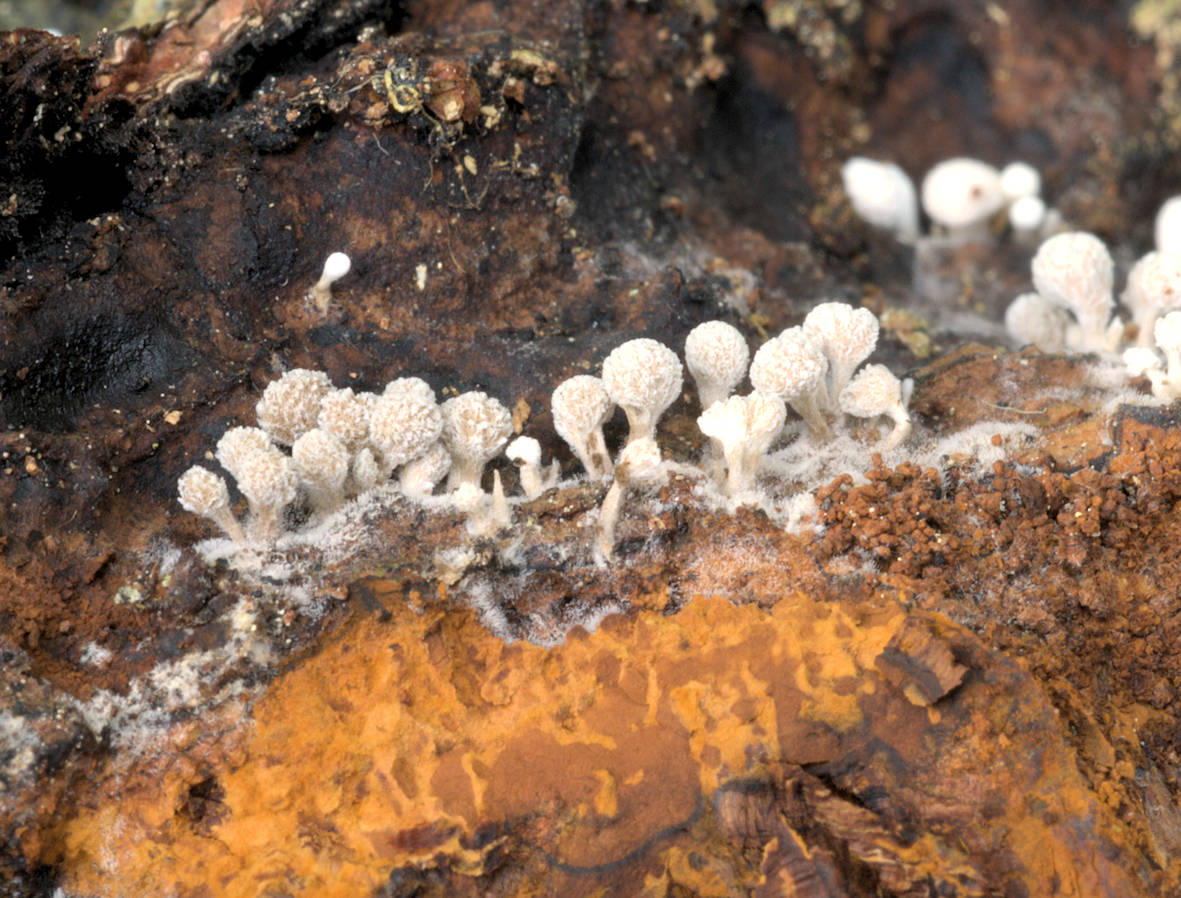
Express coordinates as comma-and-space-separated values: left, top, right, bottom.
920, 157, 1005, 242
1005, 292, 1070, 353
311, 252, 351, 313
440, 391, 512, 491
506, 436, 557, 499
256, 369, 333, 446
234, 448, 298, 543
291, 429, 349, 515
369, 390, 444, 477
178, 466, 246, 544
601, 338, 683, 447
1122, 251, 1181, 347
399, 441, 452, 498
1156, 196, 1181, 255
552, 375, 614, 479
1031, 231, 1122, 353
802, 301, 880, 411
749, 327, 832, 442
1008, 195, 1047, 243
684, 320, 750, 411
697, 393, 786, 500
595, 437, 663, 563
838, 364, 912, 450
841, 157, 920, 241
317, 388, 371, 452
1000, 161, 1041, 203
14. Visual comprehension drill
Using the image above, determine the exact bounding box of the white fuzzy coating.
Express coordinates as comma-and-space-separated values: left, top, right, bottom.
291, 428, 349, 492
1008, 195, 1046, 232
400, 441, 452, 495
1156, 196, 1181, 255
440, 392, 512, 480
552, 375, 613, 441
1005, 292, 1070, 352
601, 338, 683, 422
178, 466, 230, 516
802, 302, 879, 370
1155, 310, 1181, 352
1123, 347, 1163, 377
749, 328, 827, 400
234, 449, 298, 510
1000, 162, 1041, 201
685, 321, 750, 408
320, 252, 351, 284
369, 392, 443, 468
920, 157, 1005, 229
317, 388, 370, 451
1123, 251, 1181, 318
841, 157, 919, 239
838, 364, 903, 418
698, 392, 785, 456
1031, 232, 1114, 336
256, 369, 333, 445
215, 426, 274, 479
506, 436, 542, 467
383, 377, 436, 403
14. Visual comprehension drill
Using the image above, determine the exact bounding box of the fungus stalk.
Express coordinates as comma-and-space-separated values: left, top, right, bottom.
552, 375, 614, 479
310, 252, 352, 314
697, 393, 786, 501
178, 466, 246, 544
595, 438, 663, 563
601, 338, 683, 447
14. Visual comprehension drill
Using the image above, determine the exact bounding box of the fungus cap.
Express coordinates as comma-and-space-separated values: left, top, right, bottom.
319, 252, 351, 284
1031, 231, 1114, 322
370, 391, 443, 468
234, 449, 298, 510
178, 466, 231, 517
838, 364, 904, 418
1123, 251, 1181, 317
256, 369, 333, 445
383, 377, 436, 403
840, 157, 919, 239
920, 157, 1005, 230
506, 436, 542, 467
291, 428, 349, 491
1008, 195, 1046, 232
317, 388, 370, 451
684, 321, 749, 407
1156, 196, 1181, 255
802, 302, 879, 370
215, 426, 274, 478
601, 338, 683, 418
1000, 162, 1041, 201
400, 440, 452, 495
440, 391, 512, 467
552, 375, 613, 440
748, 328, 827, 400
1004, 292, 1070, 352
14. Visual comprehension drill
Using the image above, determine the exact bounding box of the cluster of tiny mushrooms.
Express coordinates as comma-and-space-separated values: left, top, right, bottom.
180, 155, 1181, 566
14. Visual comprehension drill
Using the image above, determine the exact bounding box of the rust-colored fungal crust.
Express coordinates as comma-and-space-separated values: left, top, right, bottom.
58, 593, 1143, 897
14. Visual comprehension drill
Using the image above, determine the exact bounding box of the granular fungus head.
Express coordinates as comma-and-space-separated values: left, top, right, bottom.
291, 429, 349, 513
234, 448, 299, 543
215, 426, 274, 480
551, 374, 614, 479
802, 301, 880, 406
256, 369, 333, 446
749, 327, 832, 441
317, 388, 370, 451
440, 391, 512, 490
684, 320, 749, 411
369, 391, 443, 472
177, 466, 245, 543
601, 338, 683, 446
838, 364, 911, 449
1032, 231, 1119, 352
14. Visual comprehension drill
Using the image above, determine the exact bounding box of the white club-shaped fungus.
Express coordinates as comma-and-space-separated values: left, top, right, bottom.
317, 388, 371, 451
399, 440, 452, 498
506, 436, 557, 500
552, 374, 614, 479
369, 390, 443, 474
1005, 292, 1070, 353
840, 157, 920, 241
1000, 161, 1041, 202
311, 252, 351, 313
440, 391, 512, 491
177, 466, 246, 543
256, 368, 333, 446
749, 327, 831, 442
838, 364, 912, 450
684, 320, 749, 411
697, 392, 786, 500
1156, 196, 1181, 255
595, 437, 663, 563
215, 426, 274, 480
921, 157, 1005, 241
601, 338, 683, 447
1122, 251, 1181, 347
1031, 231, 1122, 352
802, 301, 880, 410
234, 448, 298, 543
291, 428, 349, 514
